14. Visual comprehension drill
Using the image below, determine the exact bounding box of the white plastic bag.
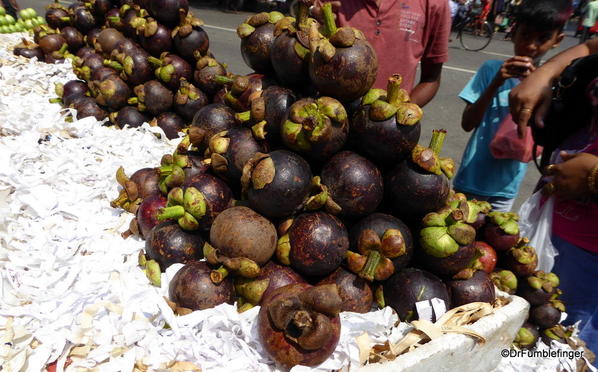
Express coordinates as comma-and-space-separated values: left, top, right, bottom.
518, 191, 558, 272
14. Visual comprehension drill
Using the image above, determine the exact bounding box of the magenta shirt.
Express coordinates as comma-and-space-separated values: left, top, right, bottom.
331, 0, 451, 92
550, 77, 598, 253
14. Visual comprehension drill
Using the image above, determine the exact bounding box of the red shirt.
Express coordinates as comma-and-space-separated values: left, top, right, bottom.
332, 0, 451, 92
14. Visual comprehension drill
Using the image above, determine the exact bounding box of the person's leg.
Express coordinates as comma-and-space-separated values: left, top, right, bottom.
551, 234, 598, 356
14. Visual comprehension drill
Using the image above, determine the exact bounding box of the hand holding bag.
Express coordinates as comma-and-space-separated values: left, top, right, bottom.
489, 114, 541, 163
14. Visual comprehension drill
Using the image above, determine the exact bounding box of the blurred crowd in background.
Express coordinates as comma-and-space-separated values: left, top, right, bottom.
449, 0, 598, 41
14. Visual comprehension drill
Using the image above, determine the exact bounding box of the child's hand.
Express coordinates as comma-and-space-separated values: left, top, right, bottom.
496, 56, 535, 82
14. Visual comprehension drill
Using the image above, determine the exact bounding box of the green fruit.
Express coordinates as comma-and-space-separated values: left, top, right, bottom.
14, 24, 24, 32
36, 16, 45, 25
0, 16, 6, 27
0, 7, 5, 16
24, 19, 34, 29
5, 14, 15, 24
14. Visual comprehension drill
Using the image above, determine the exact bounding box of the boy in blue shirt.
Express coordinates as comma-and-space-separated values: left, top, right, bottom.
453, 0, 571, 211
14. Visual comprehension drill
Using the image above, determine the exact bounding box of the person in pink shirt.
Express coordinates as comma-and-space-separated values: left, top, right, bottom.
510, 38, 598, 355
313, 0, 451, 107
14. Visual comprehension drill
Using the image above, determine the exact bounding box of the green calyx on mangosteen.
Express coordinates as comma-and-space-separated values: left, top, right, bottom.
517, 271, 560, 306
513, 322, 539, 349
419, 206, 476, 259
482, 211, 520, 252
281, 97, 348, 160
110, 166, 142, 213
490, 269, 518, 294
157, 186, 207, 231
346, 228, 407, 282
504, 237, 539, 277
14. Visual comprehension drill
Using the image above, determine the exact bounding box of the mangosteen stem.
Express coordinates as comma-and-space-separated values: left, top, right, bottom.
127, 97, 138, 105
107, 16, 121, 23
386, 74, 403, 107
235, 111, 251, 123
359, 250, 382, 282
296, 0, 310, 28
157, 205, 185, 220
49, 97, 62, 104
321, 3, 338, 37
214, 75, 233, 85
104, 59, 123, 71
210, 266, 229, 284
429, 129, 447, 156
60, 16, 71, 22
58, 43, 68, 55
147, 56, 163, 67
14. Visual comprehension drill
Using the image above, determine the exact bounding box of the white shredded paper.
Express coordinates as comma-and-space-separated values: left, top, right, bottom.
0, 34, 403, 372
0, 34, 590, 372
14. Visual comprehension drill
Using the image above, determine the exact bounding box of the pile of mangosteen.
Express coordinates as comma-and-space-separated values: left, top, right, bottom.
83, 0, 580, 368
15, 0, 224, 137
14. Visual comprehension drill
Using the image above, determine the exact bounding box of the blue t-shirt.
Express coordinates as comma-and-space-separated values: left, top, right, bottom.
453, 60, 528, 199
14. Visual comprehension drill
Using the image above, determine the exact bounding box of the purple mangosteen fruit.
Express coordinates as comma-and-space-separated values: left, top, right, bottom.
205, 126, 264, 184
351, 75, 422, 165
257, 283, 342, 368
145, 220, 205, 269
308, 4, 377, 102
129, 80, 173, 116
276, 211, 348, 278
318, 267, 373, 313
516, 271, 560, 306
385, 129, 453, 222
169, 261, 234, 311
237, 11, 284, 73
382, 268, 451, 322
446, 270, 496, 307
242, 150, 313, 219
235, 85, 297, 145
235, 261, 307, 311
173, 79, 208, 121
172, 14, 209, 62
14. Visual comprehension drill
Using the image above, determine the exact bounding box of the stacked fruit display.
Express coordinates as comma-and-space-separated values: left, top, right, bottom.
13, 0, 222, 136
9, 0, 578, 368
0, 7, 45, 33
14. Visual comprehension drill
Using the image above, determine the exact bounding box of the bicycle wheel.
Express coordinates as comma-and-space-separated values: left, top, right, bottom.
459, 21, 493, 51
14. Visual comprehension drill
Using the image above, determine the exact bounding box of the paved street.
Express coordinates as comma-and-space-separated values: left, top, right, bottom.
16, 0, 583, 209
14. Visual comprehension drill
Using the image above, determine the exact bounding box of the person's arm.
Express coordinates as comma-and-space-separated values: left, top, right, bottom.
509, 38, 598, 135
461, 56, 535, 132
547, 152, 598, 199
410, 61, 442, 107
